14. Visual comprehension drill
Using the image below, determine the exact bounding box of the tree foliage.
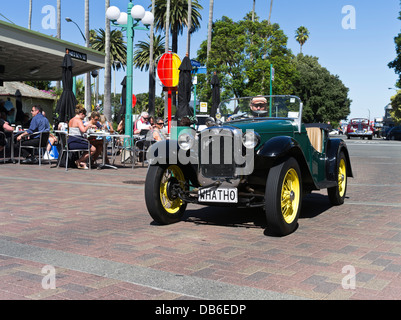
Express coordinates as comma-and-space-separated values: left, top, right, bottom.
295, 26, 310, 54
388, 5, 401, 88
390, 91, 401, 125
90, 28, 127, 70
293, 54, 351, 123
133, 34, 166, 72
196, 14, 296, 104
153, 0, 203, 53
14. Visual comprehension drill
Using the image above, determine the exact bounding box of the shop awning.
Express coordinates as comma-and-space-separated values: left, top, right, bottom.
0, 20, 105, 82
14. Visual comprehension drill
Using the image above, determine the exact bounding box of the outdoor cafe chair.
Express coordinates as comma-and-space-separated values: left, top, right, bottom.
0, 131, 6, 164
134, 130, 156, 167
109, 135, 135, 169
56, 131, 92, 171
18, 131, 51, 166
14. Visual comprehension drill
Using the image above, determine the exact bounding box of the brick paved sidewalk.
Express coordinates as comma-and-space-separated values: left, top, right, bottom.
1, 143, 401, 300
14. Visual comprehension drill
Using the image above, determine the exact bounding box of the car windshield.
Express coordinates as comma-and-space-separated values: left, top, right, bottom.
350, 119, 369, 125
218, 95, 302, 123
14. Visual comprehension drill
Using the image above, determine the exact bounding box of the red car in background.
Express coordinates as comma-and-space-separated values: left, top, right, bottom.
346, 118, 374, 140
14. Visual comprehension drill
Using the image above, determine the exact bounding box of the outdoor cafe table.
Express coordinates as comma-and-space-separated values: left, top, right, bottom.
87, 132, 131, 170
8, 128, 25, 163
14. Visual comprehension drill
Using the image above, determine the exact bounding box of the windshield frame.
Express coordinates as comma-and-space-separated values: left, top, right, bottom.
217, 95, 303, 133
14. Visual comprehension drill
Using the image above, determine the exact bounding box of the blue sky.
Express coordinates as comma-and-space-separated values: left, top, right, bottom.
1, 0, 400, 120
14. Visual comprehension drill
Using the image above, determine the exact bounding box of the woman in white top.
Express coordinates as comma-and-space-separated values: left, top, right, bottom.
68, 105, 97, 169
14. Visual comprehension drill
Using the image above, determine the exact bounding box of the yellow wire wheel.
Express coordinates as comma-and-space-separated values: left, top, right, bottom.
265, 157, 302, 236
145, 164, 188, 225
280, 168, 301, 224
338, 158, 347, 197
159, 165, 185, 214
328, 151, 347, 205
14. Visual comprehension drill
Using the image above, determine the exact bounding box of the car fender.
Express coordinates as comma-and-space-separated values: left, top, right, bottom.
257, 136, 317, 188
326, 138, 354, 181
147, 139, 199, 185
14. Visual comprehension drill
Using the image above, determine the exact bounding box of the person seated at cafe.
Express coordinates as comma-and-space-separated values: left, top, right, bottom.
22, 113, 31, 129
86, 111, 102, 130
85, 111, 109, 165
134, 111, 152, 134
68, 105, 97, 169
16, 105, 50, 164
117, 118, 125, 134
0, 116, 13, 154
38, 110, 58, 160
100, 114, 114, 133
151, 117, 166, 142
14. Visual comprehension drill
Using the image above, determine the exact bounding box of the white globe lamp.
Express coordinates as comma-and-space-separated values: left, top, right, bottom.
116, 12, 128, 25
131, 5, 146, 20
106, 6, 121, 20
141, 11, 154, 25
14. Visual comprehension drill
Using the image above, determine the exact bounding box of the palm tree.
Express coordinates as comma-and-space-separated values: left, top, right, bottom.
252, 0, 255, 22
56, 0, 61, 90
207, 0, 213, 61
57, 0, 61, 38
84, 0, 91, 113
295, 26, 310, 54
165, 0, 170, 54
186, 0, 192, 55
90, 29, 127, 70
268, 0, 273, 24
104, 0, 112, 122
153, 0, 202, 54
133, 34, 166, 71
149, 0, 155, 116
134, 34, 166, 116
28, 0, 32, 29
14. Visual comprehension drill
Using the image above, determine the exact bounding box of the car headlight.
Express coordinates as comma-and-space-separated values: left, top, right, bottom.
178, 132, 195, 150
242, 131, 260, 149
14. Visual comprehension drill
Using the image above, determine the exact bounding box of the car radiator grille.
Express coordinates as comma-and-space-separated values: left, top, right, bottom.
199, 130, 236, 178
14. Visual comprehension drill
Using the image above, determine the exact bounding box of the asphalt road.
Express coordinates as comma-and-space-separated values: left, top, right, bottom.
0, 136, 401, 302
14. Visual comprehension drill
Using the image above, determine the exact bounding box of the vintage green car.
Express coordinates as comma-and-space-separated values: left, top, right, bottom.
145, 95, 353, 236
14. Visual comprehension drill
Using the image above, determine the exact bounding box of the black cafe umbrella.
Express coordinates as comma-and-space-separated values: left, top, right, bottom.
210, 71, 220, 119
14, 89, 24, 124
56, 52, 78, 123
175, 55, 193, 121
118, 76, 127, 123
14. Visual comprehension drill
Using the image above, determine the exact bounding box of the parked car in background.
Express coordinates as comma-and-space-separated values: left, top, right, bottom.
386, 126, 401, 140
345, 118, 374, 140
373, 117, 384, 138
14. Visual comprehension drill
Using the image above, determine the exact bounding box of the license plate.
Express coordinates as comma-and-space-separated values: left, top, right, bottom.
198, 187, 238, 203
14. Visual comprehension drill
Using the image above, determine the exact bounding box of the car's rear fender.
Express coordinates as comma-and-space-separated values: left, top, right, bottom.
326, 138, 354, 180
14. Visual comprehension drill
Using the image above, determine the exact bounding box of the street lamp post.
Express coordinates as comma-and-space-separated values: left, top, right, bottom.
106, 2, 154, 140
65, 17, 87, 96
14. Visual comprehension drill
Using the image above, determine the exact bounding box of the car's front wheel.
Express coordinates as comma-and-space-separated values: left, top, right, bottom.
145, 164, 188, 225
265, 157, 302, 236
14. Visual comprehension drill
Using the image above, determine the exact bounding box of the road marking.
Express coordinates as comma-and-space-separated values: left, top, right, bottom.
345, 201, 401, 208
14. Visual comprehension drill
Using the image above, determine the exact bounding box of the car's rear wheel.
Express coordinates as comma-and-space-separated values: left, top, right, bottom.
145, 164, 187, 225
265, 157, 302, 236
328, 152, 347, 205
